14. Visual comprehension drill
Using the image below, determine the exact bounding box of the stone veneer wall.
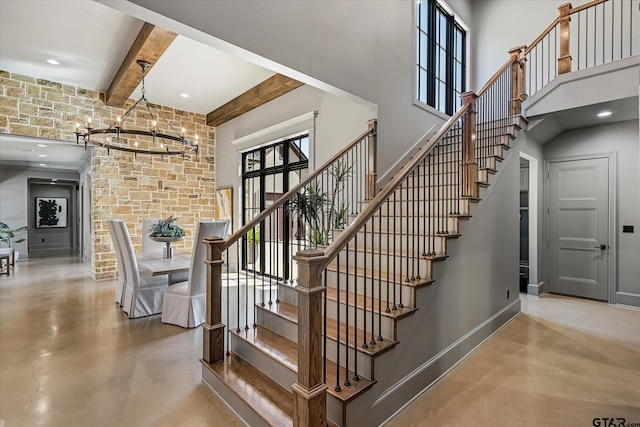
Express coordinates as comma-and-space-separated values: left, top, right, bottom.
0, 70, 215, 280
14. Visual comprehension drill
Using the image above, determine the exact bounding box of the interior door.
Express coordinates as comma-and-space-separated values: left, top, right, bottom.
548, 157, 609, 301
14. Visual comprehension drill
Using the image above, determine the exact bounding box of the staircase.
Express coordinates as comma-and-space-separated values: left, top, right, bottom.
201, 112, 524, 427
199, 0, 634, 425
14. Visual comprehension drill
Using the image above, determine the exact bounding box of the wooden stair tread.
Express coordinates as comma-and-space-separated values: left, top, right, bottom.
205, 354, 293, 427
258, 300, 298, 324
232, 327, 298, 372
256, 299, 400, 357
325, 316, 399, 357
325, 263, 435, 288
232, 326, 376, 403
325, 286, 418, 320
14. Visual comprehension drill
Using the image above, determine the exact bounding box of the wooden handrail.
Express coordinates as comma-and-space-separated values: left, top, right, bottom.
524, 17, 560, 55
570, 0, 606, 14
477, 56, 519, 97
524, 0, 609, 56
222, 121, 376, 250
321, 105, 469, 267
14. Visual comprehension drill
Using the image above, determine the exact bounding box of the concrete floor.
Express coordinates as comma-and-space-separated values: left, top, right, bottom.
1, 256, 638, 426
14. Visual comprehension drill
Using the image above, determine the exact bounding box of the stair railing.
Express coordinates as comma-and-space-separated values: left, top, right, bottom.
201, 119, 377, 420
290, 48, 526, 426
525, 0, 638, 97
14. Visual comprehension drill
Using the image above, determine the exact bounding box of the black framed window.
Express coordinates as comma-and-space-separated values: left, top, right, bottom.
416, 0, 466, 116
241, 135, 309, 279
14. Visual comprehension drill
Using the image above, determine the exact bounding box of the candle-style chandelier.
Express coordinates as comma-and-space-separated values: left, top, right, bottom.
74, 59, 199, 159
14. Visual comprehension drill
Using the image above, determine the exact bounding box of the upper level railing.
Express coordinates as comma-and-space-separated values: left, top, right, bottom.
525, 0, 639, 96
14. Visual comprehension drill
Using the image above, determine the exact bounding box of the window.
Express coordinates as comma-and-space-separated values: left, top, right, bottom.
416, 0, 466, 116
241, 134, 309, 279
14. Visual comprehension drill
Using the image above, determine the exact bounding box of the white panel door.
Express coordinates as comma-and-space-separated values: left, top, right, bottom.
549, 158, 609, 300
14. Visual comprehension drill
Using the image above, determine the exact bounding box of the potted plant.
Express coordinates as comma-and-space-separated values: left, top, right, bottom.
147, 216, 185, 239
146, 216, 185, 258
0, 221, 27, 261
288, 159, 353, 246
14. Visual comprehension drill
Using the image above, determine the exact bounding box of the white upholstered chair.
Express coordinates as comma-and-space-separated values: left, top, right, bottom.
161, 220, 229, 328
107, 220, 127, 306
113, 220, 168, 318
141, 218, 164, 254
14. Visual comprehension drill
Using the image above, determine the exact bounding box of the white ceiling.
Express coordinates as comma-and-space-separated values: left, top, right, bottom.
0, 0, 276, 170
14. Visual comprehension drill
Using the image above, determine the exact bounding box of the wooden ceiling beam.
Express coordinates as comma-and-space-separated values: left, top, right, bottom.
105, 22, 177, 107
207, 74, 304, 127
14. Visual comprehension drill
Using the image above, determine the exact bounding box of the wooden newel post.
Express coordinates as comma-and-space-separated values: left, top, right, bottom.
558, 2, 573, 74
292, 249, 327, 427
366, 119, 378, 200
508, 45, 527, 116
460, 91, 478, 199
202, 236, 226, 364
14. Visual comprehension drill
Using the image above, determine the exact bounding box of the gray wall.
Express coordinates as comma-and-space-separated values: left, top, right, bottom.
544, 120, 640, 304
0, 165, 79, 260
106, 0, 474, 182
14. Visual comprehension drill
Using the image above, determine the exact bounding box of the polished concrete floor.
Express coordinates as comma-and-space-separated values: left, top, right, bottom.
1, 256, 638, 426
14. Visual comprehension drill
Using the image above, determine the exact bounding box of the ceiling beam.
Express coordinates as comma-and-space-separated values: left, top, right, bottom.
105, 22, 177, 107
207, 74, 304, 127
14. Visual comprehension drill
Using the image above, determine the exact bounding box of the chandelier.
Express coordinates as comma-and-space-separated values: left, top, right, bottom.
74, 60, 199, 159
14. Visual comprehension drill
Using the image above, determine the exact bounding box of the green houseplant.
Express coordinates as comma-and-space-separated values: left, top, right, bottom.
146, 216, 185, 238
288, 159, 353, 245
0, 221, 27, 261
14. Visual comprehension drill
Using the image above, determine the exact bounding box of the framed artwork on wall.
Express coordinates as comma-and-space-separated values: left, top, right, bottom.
215, 187, 233, 233
36, 197, 68, 228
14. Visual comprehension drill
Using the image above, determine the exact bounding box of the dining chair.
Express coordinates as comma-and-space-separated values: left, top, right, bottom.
161, 220, 230, 328
113, 220, 168, 318
107, 220, 127, 306
141, 218, 164, 254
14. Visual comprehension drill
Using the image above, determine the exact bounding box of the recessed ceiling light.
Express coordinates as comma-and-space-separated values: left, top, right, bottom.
38, 154, 47, 157
46, 59, 60, 65
37, 144, 47, 148
597, 111, 612, 117
180, 93, 190, 98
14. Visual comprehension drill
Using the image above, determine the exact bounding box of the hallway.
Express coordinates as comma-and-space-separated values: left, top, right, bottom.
1, 256, 638, 426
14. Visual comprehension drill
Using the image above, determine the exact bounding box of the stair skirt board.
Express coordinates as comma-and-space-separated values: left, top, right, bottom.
369, 298, 521, 427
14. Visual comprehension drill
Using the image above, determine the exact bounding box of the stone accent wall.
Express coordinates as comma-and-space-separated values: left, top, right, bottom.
1, 70, 215, 280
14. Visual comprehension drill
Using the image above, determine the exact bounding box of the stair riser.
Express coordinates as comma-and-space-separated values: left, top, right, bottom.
257, 307, 298, 343
423, 143, 505, 160
274, 282, 298, 305
348, 234, 448, 258
325, 269, 416, 306
325, 300, 396, 340
332, 252, 433, 281
377, 200, 468, 217
230, 335, 298, 391
366, 215, 460, 235
324, 336, 374, 379
387, 184, 466, 201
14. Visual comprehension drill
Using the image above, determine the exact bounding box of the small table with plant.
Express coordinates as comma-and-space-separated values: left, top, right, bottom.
147, 216, 185, 259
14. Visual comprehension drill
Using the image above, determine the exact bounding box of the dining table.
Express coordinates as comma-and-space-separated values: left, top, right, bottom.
136, 251, 191, 284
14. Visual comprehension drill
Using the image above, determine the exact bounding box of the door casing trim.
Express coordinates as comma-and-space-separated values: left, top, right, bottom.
544, 152, 617, 303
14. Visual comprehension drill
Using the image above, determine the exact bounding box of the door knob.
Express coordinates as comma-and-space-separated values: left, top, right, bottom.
594, 244, 607, 250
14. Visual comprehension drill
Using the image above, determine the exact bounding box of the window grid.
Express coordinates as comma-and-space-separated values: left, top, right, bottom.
416, 0, 466, 116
